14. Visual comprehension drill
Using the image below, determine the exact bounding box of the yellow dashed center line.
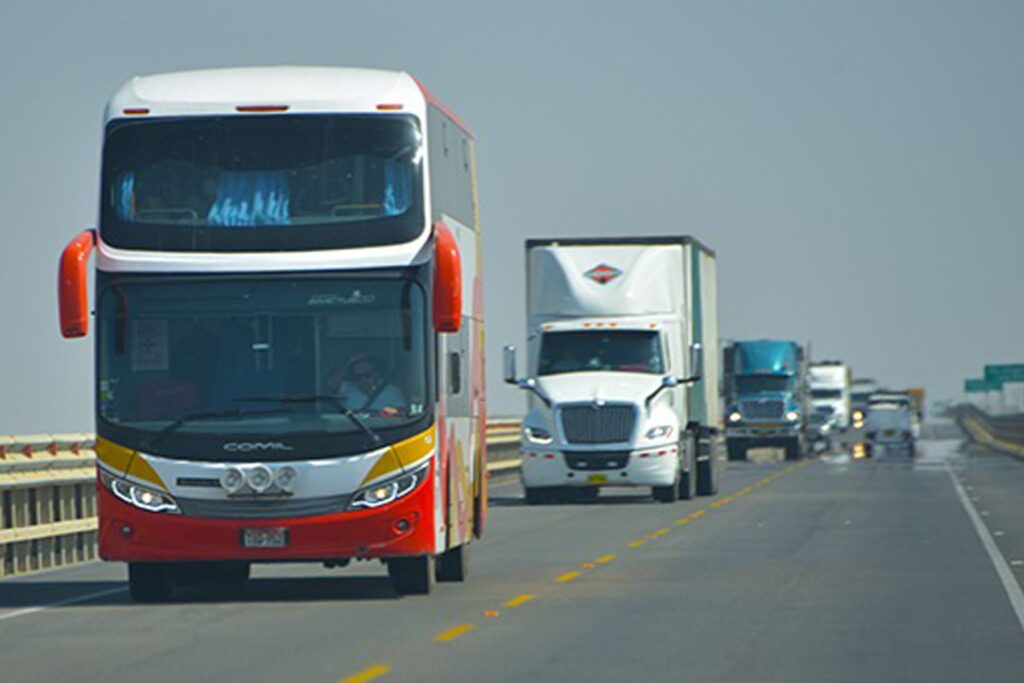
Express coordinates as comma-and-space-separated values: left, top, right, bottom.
629, 539, 647, 548
675, 518, 691, 525
435, 623, 476, 642
594, 554, 616, 564
340, 664, 392, 683
504, 594, 536, 608
556, 570, 582, 583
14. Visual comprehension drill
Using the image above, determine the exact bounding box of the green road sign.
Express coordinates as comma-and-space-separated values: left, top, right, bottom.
984, 364, 1024, 384
965, 378, 1000, 393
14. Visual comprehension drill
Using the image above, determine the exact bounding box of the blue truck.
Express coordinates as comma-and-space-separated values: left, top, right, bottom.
723, 340, 807, 461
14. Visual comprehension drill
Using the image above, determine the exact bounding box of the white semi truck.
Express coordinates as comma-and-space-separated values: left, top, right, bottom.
807, 361, 852, 450
504, 237, 720, 504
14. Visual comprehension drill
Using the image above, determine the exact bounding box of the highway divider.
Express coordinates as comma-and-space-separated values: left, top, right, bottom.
0, 420, 521, 579
953, 404, 1024, 460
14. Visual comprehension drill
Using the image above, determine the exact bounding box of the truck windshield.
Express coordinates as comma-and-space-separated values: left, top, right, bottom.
100, 114, 423, 252
736, 376, 793, 393
538, 330, 664, 375
811, 389, 842, 399
96, 274, 429, 459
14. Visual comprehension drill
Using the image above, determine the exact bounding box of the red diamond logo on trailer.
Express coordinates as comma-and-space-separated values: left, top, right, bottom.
584, 263, 622, 285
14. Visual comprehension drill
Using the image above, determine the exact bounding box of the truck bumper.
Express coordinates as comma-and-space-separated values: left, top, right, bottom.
726, 426, 801, 442
519, 444, 680, 488
97, 469, 438, 563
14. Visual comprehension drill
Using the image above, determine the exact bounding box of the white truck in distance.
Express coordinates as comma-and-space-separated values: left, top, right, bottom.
504, 237, 720, 504
807, 361, 852, 450
865, 392, 917, 457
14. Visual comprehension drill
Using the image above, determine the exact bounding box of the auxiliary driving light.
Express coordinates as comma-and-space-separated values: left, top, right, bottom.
274, 466, 298, 492
246, 464, 274, 493
221, 467, 246, 494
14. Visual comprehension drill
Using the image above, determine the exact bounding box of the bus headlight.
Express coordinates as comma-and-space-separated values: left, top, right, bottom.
348, 462, 430, 510
100, 470, 180, 514
786, 411, 800, 422
524, 426, 554, 444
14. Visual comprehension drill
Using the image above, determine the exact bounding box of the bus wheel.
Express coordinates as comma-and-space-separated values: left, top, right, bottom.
388, 556, 435, 595
128, 562, 174, 603
436, 544, 469, 582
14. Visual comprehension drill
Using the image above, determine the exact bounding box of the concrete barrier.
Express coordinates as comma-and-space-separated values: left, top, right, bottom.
953, 404, 1024, 460
0, 420, 520, 579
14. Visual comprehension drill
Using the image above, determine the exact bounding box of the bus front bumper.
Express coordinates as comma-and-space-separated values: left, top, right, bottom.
97, 476, 438, 562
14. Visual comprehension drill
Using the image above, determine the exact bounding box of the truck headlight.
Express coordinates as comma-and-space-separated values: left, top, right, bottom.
786, 411, 800, 422
524, 426, 554, 444
852, 410, 864, 421
645, 425, 674, 440
348, 462, 430, 510
728, 411, 742, 423
100, 470, 180, 514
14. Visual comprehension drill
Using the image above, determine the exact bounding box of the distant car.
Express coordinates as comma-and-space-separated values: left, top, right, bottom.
864, 393, 916, 457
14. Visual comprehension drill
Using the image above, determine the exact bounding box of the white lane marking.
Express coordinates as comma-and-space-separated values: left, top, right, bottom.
0, 587, 126, 623
946, 463, 1024, 632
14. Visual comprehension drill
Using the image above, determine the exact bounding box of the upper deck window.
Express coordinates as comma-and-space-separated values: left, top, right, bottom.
100, 114, 424, 252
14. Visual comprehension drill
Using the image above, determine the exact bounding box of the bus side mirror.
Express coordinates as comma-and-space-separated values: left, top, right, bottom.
58, 229, 96, 338
503, 345, 517, 384
433, 221, 462, 333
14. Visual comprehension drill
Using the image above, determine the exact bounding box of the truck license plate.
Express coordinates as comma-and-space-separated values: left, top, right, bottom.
587, 474, 608, 485
242, 528, 288, 548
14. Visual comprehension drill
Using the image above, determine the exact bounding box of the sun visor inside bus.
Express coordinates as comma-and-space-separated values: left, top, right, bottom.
207, 171, 291, 226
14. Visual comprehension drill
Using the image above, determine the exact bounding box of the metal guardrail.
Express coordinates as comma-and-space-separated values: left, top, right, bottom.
0, 420, 521, 579
954, 404, 1024, 459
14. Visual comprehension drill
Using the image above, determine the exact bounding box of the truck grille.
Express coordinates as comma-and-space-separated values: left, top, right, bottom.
560, 404, 635, 444
741, 400, 784, 420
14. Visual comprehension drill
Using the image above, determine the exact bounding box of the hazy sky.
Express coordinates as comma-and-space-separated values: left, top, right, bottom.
2, 0, 1023, 432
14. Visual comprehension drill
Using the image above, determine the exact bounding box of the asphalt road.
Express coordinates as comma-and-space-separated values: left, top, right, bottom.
2, 439, 1024, 683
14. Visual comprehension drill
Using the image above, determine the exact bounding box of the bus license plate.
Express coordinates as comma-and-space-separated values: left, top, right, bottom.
242, 528, 288, 548
587, 474, 608, 485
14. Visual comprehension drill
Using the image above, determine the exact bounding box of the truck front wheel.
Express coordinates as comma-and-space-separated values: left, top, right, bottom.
652, 482, 679, 503
784, 438, 804, 461
696, 436, 719, 496
727, 439, 747, 462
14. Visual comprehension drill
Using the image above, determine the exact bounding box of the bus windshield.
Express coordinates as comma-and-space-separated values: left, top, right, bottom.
100, 114, 423, 252
97, 274, 429, 460
538, 330, 664, 375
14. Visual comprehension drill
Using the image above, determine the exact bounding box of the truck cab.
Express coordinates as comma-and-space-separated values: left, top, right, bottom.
807, 361, 852, 451
864, 392, 916, 458
505, 238, 720, 505
724, 340, 806, 461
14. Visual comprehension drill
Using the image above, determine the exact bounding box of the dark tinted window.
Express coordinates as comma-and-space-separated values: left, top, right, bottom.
100, 115, 424, 251
538, 331, 664, 375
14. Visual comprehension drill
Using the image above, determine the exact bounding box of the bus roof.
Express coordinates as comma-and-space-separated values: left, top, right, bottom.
104, 66, 473, 136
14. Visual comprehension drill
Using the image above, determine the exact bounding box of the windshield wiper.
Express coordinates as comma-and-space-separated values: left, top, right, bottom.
141, 407, 291, 450
235, 395, 380, 445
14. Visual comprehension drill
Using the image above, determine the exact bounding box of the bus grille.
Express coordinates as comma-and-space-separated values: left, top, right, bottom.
741, 400, 784, 420
560, 405, 635, 444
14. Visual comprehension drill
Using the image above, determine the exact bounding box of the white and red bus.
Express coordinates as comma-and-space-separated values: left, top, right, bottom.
58, 67, 486, 599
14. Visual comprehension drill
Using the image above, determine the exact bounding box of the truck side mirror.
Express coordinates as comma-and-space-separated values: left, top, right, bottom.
58, 229, 96, 338
688, 342, 704, 382
503, 345, 517, 385
433, 221, 462, 333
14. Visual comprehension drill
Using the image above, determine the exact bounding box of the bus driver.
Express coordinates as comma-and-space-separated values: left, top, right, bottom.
329, 354, 407, 416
